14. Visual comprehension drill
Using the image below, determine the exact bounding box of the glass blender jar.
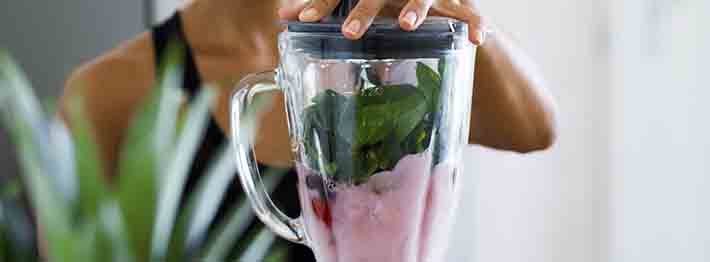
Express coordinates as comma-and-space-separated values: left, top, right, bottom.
230, 2, 476, 261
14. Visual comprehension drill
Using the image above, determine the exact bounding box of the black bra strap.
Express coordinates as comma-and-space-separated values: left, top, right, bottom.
151, 12, 202, 99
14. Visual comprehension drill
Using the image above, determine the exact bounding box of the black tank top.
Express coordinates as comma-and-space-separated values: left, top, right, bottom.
151, 13, 314, 261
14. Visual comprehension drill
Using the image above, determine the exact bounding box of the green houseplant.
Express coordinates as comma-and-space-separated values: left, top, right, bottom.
0, 45, 289, 262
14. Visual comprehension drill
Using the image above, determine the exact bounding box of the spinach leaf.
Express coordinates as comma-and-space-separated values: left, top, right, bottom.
392, 94, 428, 142
416, 62, 442, 112
354, 85, 426, 146
302, 62, 443, 184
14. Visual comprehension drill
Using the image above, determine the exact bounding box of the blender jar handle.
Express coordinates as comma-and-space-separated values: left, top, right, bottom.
230, 70, 306, 244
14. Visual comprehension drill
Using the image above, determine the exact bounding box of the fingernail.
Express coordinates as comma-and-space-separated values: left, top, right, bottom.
345, 19, 361, 35
403, 11, 418, 28
300, 8, 319, 21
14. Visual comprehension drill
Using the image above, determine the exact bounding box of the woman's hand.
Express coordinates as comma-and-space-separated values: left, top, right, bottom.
278, 0, 487, 45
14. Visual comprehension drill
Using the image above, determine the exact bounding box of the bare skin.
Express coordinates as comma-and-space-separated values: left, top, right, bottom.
60, 0, 557, 179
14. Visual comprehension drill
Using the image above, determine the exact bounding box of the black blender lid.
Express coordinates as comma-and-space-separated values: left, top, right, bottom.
282, 0, 470, 59
286, 17, 467, 36
286, 0, 466, 36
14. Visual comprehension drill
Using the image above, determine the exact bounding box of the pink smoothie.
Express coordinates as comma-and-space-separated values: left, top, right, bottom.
296, 152, 459, 262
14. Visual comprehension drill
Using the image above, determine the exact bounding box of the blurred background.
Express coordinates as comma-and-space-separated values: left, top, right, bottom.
1, 0, 708, 261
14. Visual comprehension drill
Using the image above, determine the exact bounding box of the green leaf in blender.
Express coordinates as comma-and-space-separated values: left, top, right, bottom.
355, 85, 425, 146
302, 62, 443, 183
416, 62, 442, 112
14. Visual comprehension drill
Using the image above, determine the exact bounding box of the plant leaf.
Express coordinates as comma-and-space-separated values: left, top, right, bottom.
151, 87, 214, 259
164, 74, 272, 260
0, 201, 4, 261
183, 143, 237, 252
97, 202, 135, 262
75, 220, 99, 261
0, 197, 37, 261
48, 117, 78, 203
0, 50, 45, 136
237, 226, 277, 262
116, 83, 161, 261
202, 169, 286, 261
6, 112, 80, 261
263, 242, 290, 262
154, 61, 184, 175
0, 49, 79, 261
116, 42, 185, 261
64, 98, 107, 220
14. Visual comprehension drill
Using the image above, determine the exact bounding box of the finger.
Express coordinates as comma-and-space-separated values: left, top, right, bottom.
464, 13, 488, 46
398, 0, 435, 31
463, 10, 486, 45
342, 0, 387, 39
299, 0, 341, 22
436, 4, 487, 45
279, 1, 310, 20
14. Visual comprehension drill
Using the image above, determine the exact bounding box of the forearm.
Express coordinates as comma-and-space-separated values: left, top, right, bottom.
467, 28, 557, 152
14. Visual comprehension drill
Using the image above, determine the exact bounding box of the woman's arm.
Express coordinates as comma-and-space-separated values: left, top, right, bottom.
468, 29, 557, 152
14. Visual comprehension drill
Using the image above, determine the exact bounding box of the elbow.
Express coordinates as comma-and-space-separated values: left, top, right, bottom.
516, 124, 557, 153
515, 109, 559, 153
472, 122, 558, 154
517, 93, 559, 153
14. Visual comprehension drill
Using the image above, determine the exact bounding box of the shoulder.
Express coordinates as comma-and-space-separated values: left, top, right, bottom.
61, 31, 158, 146
62, 32, 158, 128
65, 32, 156, 100
60, 31, 160, 174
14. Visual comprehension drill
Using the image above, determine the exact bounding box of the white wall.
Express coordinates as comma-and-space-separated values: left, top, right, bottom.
449, 0, 611, 261
609, 0, 710, 261
154, 0, 186, 23
450, 0, 609, 262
